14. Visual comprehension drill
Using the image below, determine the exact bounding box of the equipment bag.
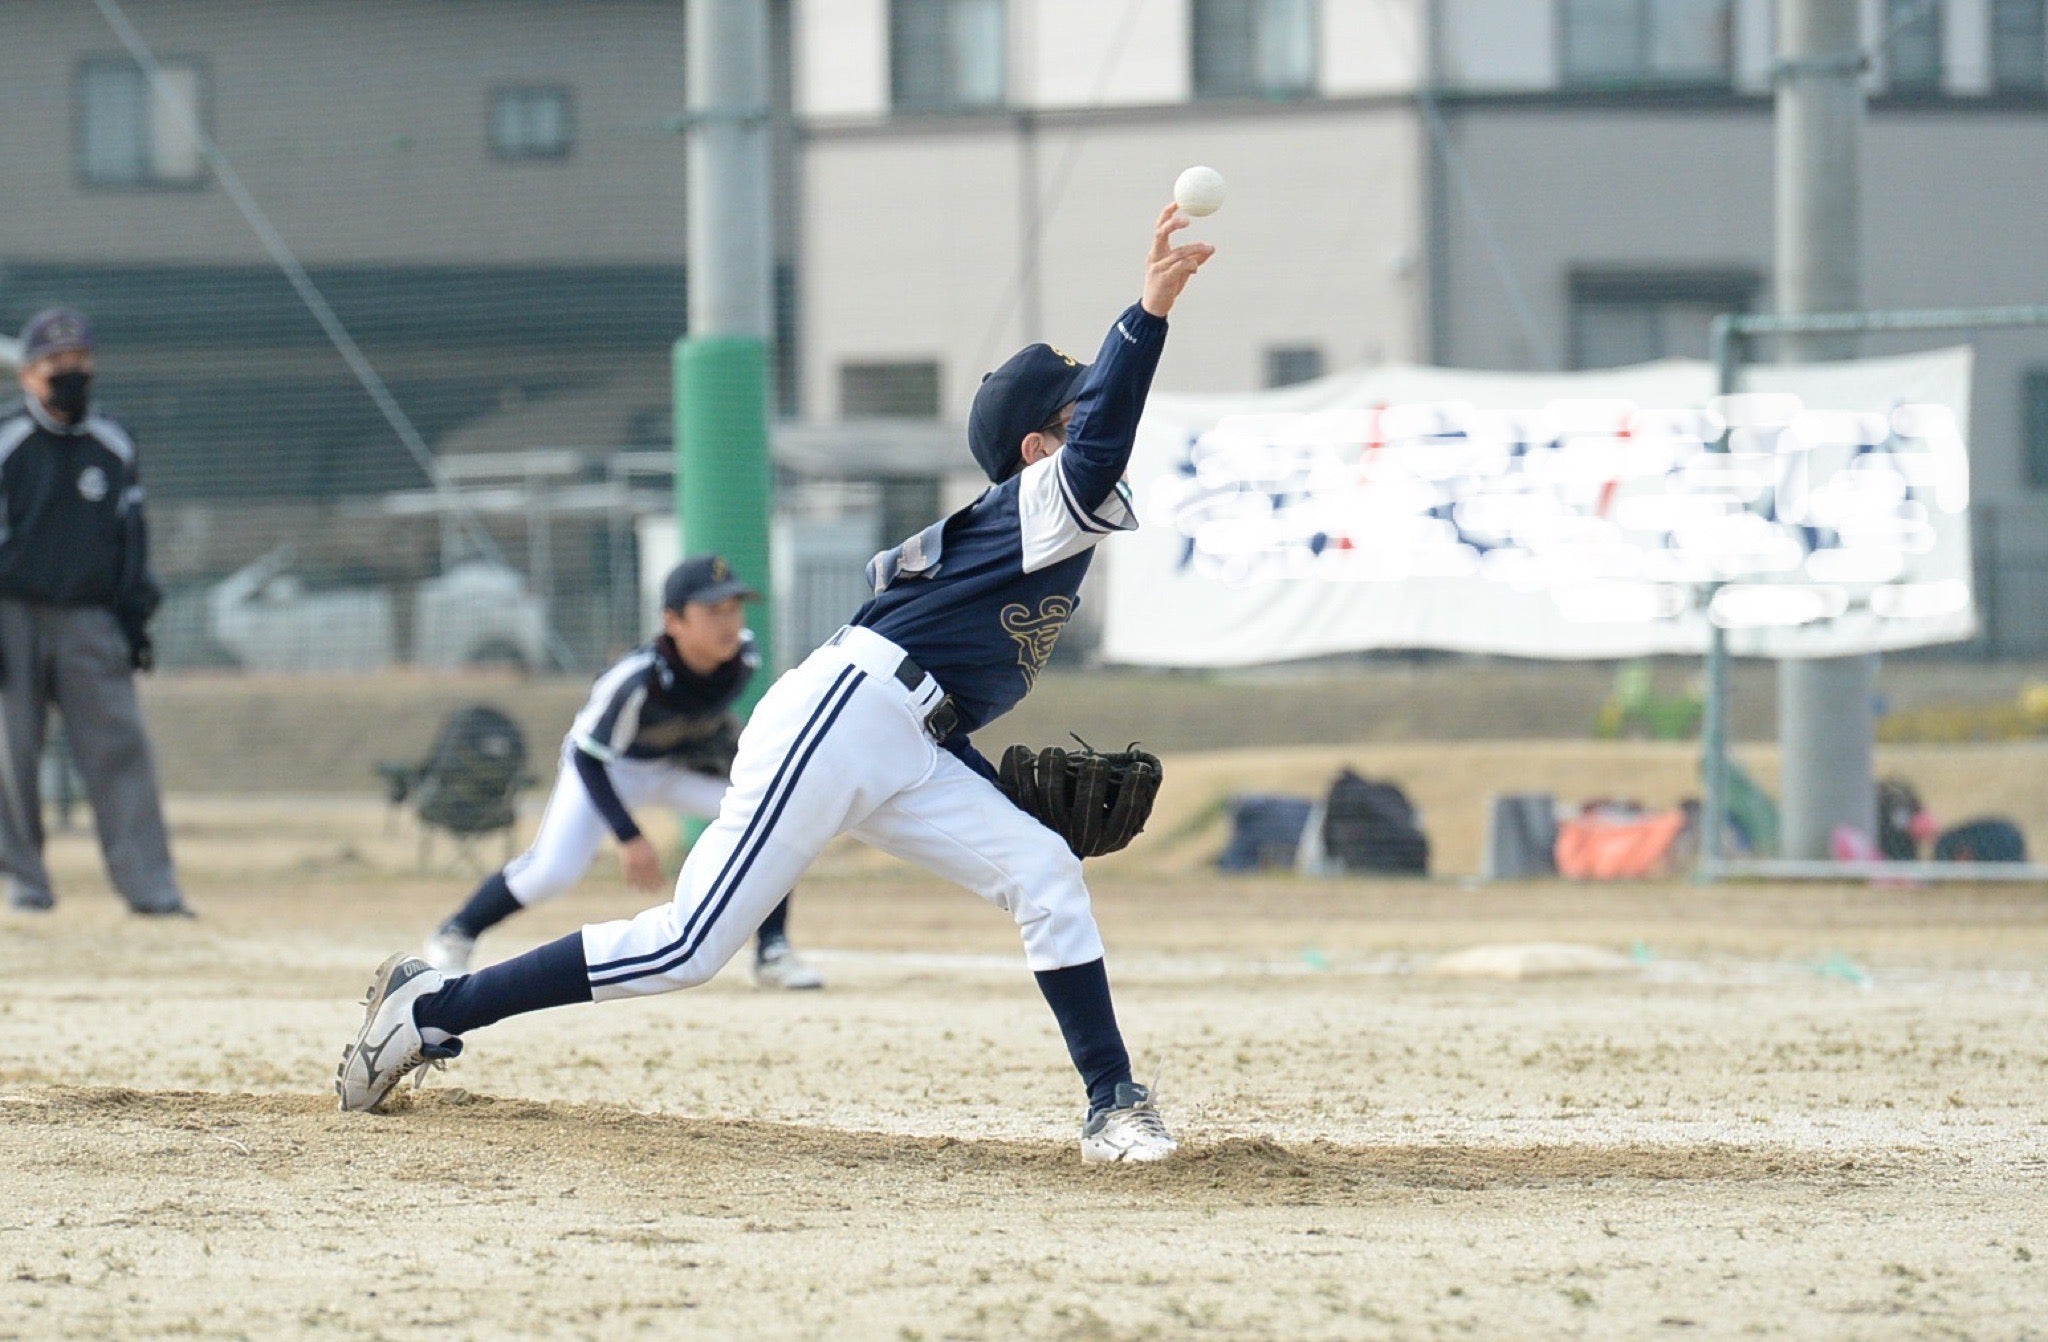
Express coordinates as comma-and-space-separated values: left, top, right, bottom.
1483, 793, 1558, 879
1877, 777, 1929, 861
1321, 771, 1429, 875
1215, 795, 1316, 872
1554, 803, 1691, 880
1933, 817, 2027, 863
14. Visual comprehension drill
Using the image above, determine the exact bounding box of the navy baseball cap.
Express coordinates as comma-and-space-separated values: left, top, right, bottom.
662, 554, 758, 610
19, 308, 93, 365
967, 343, 1090, 483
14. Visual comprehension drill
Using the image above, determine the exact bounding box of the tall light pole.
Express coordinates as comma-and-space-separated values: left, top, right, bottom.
1774, 0, 1874, 857
676, 0, 776, 706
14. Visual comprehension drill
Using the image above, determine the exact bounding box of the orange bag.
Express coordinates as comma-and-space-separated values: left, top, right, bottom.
1554, 806, 1691, 880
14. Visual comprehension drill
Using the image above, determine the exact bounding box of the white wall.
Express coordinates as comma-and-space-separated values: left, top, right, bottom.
796, 0, 1430, 116
1024, 0, 1190, 107
795, 0, 889, 118
802, 131, 1028, 418
1437, 0, 1558, 91
1322, 0, 1426, 95
1944, 0, 1994, 95
802, 109, 1426, 421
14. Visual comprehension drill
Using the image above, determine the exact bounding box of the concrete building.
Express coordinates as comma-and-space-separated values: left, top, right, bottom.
795, 0, 2048, 650
1426, 1, 2048, 650
0, 0, 718, 662
4, 1, 2047, 655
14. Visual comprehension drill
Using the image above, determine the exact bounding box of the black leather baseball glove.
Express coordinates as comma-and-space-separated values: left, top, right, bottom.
671, 713, 744, 777
996, 736, 1163, 858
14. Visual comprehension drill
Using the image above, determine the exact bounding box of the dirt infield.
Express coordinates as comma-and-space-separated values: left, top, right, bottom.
4, 793, 2048, 1338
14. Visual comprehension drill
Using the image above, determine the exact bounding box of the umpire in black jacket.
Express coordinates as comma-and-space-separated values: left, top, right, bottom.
0, 308, 187, 915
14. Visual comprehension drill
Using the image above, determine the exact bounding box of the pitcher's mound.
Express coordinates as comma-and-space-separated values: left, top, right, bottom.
1431, 943, 1633, 980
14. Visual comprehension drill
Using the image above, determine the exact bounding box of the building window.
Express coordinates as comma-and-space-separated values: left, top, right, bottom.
1192, 0, 1317, 100
1560, 0, 1732, 86
1265, 345, 1326, 388
490, 87, 575, 159
840, 360, 941, 418
77, 58, 206, 187
890, 0, 1005, 112
1568, 270, 1755, 369
1885, 0, 1943, 90
2024, 372, 2048, 488
1993, 0, 2047, 91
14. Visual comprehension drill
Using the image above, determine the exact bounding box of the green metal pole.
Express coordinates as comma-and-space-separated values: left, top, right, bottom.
675, 335, 773, 715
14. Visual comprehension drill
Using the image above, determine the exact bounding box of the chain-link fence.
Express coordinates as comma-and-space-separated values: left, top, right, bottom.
1972, 500, 2048, 658
2, 0, 811, 674
19, 2, 2048, 681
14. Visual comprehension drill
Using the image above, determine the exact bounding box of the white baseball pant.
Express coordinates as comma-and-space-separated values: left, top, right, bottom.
581, 625, 1103, 998
503, 752, 730, 907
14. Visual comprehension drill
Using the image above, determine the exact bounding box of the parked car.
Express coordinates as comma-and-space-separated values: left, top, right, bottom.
205, 548, 549, 672
414, 562, 551, 671
208, 549, 396, 672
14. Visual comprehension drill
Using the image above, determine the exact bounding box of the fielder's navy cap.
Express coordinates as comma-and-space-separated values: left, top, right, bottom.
968, 343, 1091, 483
663, 554, 758, 610
19, 308, 93, 365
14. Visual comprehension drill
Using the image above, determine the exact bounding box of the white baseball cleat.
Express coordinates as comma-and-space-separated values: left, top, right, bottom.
335, 953, 460, 1112
753, 938, 824, 991
421, 928, 476, 975
1080, 1082, 1179, 1164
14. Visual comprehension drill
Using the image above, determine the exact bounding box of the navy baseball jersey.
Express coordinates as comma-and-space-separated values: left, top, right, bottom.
0, 400, 152, 612
853, 303, 1166, 752
571, 632, 757, 764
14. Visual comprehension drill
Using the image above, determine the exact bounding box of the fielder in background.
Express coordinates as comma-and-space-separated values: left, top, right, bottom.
340, 202, 1213, 1164
420, 554, 822, 991
0, 309, 188, 917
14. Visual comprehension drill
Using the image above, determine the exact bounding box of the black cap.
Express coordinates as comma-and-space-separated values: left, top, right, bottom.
662, 554, 758, 611
967, 343, 1091, 483
19, 308, 93, 365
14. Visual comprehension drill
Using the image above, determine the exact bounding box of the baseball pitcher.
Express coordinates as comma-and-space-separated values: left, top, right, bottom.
338, 203, 1213, 1163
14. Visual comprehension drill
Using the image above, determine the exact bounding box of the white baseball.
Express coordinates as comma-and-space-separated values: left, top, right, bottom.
1173, 165, 1225, 218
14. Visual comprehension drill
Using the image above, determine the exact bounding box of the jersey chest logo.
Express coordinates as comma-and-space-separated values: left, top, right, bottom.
635, 713, 720, 752
1000, 595, 1074, 688
77, 466, 108, 502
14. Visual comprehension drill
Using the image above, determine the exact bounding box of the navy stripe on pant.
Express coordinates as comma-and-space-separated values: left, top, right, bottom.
586, 667, 866, 990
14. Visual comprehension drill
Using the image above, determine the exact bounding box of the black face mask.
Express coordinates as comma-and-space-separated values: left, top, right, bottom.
43, 370, 92, 421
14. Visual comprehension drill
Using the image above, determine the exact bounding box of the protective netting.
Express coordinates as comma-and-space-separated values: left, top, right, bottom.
2, 0, 800, 673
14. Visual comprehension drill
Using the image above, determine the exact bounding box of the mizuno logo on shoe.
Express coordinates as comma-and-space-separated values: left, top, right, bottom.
354, 1024, 407, 1082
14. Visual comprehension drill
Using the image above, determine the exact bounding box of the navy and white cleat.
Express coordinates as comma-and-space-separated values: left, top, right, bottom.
1080, 1081, 1179, 1164
752, 937, 825, 991
336, 953, 461, 1112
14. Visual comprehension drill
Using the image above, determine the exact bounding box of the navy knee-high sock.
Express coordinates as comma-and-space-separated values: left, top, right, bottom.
414, 932, 592, 1038
755, 894, 791, 946
1033, 958, 1132, 1116
443, 870, 522, 938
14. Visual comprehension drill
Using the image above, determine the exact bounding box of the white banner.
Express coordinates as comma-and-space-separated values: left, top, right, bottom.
1102, 349, 1975, 665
